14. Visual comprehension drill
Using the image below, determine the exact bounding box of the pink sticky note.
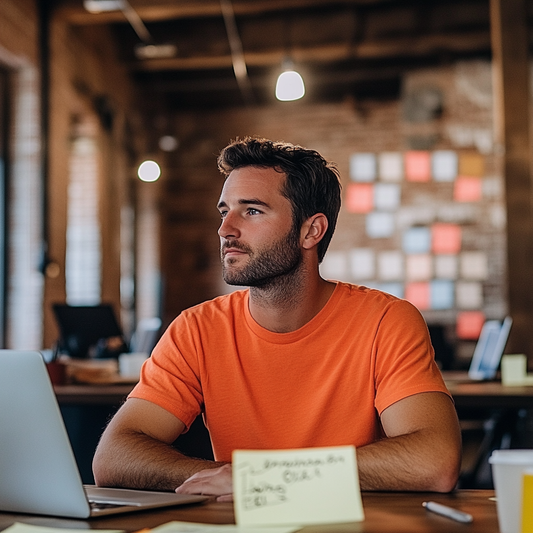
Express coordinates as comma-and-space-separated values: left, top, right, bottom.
454, 176, 482, 202
405, 151, 431, 182
456, 311, 485, 340
405, 282, 430, 310
345, 183, 373, 213
432, 223, 461, 254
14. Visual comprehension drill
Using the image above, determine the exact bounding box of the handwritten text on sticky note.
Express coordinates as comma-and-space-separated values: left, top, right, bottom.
232, 446, 364, 527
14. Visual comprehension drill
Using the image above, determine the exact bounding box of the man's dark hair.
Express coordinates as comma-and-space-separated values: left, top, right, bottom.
217, 137, 342, 263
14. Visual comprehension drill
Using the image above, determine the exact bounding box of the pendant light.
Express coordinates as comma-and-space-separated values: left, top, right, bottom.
275, 58, 305, 101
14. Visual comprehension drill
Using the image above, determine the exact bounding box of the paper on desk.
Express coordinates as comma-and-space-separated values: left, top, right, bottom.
3, 524, 122, 533
232, 446, 364, 527
150, 521, 299, 533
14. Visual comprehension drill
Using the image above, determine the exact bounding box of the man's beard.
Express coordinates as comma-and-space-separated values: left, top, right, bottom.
221, 224, 302, 288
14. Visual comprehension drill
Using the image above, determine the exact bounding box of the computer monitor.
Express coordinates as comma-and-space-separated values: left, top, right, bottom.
52, 303, 126, 359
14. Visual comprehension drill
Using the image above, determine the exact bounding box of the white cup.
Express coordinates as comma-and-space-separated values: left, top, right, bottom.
118, 352, 148, 379
489, 449, 533, 533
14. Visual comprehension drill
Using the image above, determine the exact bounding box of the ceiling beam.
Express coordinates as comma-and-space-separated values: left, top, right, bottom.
54, 0, 384, 25
129, 30, 490, 72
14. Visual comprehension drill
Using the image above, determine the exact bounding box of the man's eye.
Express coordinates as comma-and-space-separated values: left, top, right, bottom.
219, 211, 228, 218
248, 208, 261, 215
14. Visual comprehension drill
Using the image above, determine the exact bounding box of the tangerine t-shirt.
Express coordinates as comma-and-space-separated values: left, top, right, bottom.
129, 282, 450, 461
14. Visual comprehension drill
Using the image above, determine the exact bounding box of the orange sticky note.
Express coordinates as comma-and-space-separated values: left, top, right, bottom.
405, 151, 431, 182
456, 311, 485, 340
459, 152, 484, 177
432, 223, 461, 254
345, 183, 373, 213
405, 282, 430, 310
454, 176, 482, 202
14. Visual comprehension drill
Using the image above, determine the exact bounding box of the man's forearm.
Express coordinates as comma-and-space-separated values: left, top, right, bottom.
356, 430, 461, 492
93, 429, 226, 491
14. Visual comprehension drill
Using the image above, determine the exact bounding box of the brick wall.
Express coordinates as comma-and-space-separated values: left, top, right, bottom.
159, 60, 505, 367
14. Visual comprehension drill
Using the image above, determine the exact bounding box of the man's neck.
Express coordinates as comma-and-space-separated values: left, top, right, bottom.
247, 272, 336, 333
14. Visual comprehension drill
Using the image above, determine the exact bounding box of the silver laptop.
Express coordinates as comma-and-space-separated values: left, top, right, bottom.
0, 350, 207, 518
468, 316, 513, 380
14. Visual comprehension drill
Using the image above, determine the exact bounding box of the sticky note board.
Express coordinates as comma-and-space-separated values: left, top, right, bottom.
456, 311, 485, 340
345, 183, 373, 213
405, 151, 431, 182
454, 176, 482, 202
350, 153, 376, 182
233, 446, 364, 527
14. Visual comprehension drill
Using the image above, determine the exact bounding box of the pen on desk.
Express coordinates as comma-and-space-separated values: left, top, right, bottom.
423, 501, 474, 523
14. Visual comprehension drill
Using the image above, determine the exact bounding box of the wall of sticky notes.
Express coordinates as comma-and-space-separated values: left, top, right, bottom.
321, 145, 507, 368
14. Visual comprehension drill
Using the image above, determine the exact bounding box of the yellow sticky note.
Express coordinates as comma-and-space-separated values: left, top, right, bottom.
459, 152, 485, 176
232, 446, 364, 527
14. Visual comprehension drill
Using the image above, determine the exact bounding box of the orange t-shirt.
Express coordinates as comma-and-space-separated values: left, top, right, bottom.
129, 282, 450, 462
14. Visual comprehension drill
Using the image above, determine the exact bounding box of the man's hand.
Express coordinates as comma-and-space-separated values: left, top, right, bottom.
175, 463, 233, 502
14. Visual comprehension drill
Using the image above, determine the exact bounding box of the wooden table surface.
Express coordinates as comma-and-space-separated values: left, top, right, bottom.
0, 490, 498, 532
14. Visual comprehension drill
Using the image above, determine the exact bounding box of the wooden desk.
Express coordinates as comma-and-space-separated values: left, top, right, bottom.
53, 384, 135, 405
443, 372, 533, 409
55, 375, 533, 409
0, 490, 497, 532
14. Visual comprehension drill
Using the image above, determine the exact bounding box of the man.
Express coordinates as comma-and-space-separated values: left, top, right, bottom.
93, 137, 461, 500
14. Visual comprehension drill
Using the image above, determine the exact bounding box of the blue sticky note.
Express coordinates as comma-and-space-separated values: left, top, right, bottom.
430, 279, 454, 309
403, 227, 431, 254
374, 282, 404, 299
366, 212, 395, 238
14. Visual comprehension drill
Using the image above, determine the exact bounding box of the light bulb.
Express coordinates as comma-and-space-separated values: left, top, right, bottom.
137, 160, 161, 182
275, 70, 305, 101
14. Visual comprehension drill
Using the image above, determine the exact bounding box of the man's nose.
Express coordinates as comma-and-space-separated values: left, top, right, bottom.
218, 211, 240, 239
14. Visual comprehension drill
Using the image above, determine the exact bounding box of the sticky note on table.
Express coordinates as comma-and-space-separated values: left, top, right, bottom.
233, 446, 364, 527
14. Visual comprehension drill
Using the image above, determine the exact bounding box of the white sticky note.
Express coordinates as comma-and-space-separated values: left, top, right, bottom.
377, 250, 403, 280
406, 254, 432, 281
374, 183, 401, 210
320, 251, 348, 280
434, 255, 458, 279
378, 152, 403, 182
233, 446, 364, 527
460, 251, 488, 280
151, 522, 299, 533
456, 281, 483, 309
350, 153, 376, 182
366, 212, 395, 238
349, 248, 375, 280
432, 150, 458, 182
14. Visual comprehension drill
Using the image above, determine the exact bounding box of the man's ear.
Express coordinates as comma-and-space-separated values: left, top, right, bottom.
301, 213, 328, 250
